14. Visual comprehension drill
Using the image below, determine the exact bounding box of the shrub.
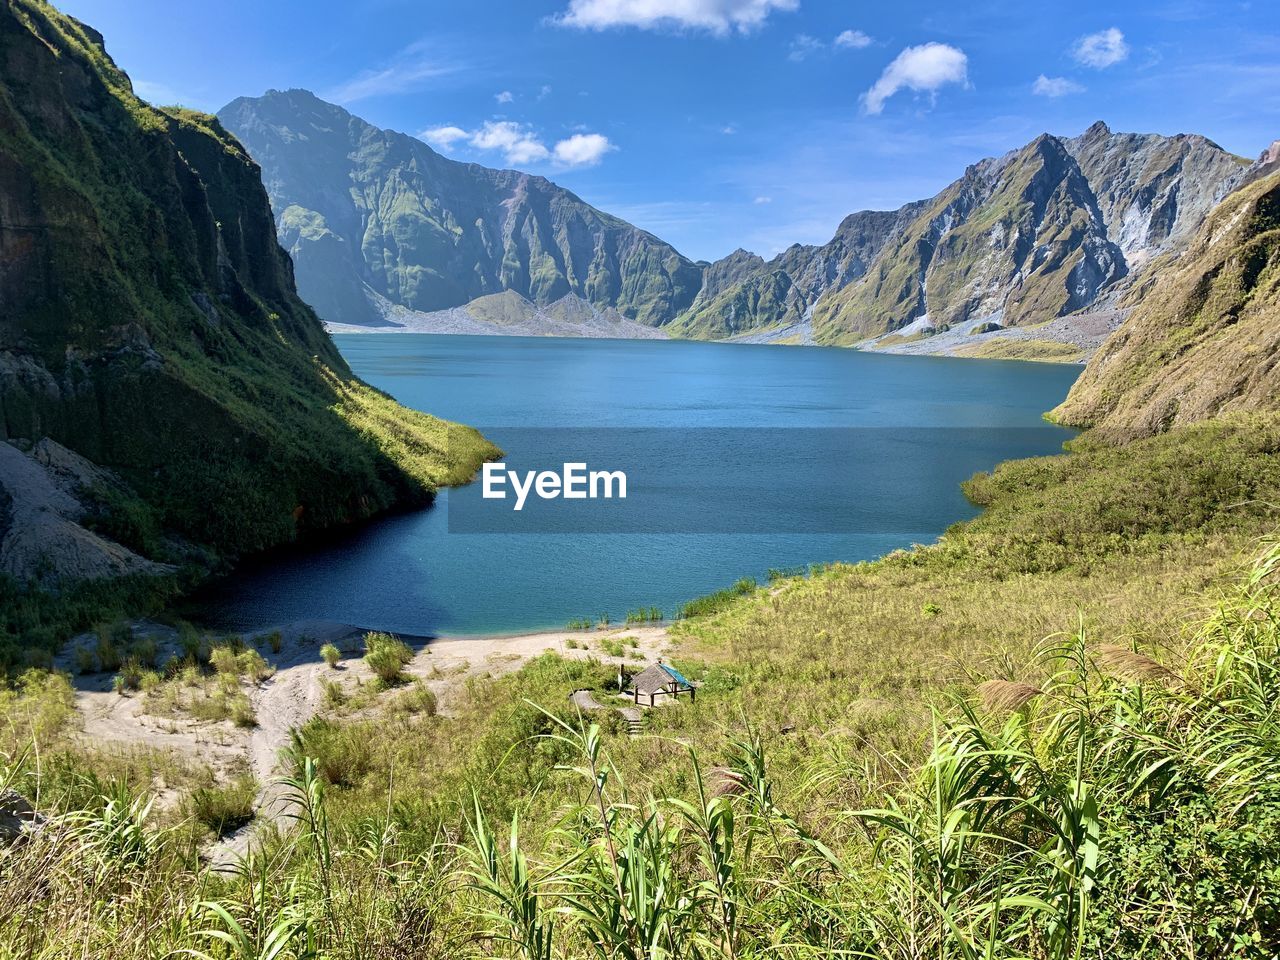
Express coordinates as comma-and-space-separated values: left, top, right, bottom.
114, 659, 144, 694
625, 606, 664, 624
390, 681, 438, 717
129, 636, 158, 668
364, 632, 413, 685
72, 645, 97, 675
679, 577, 757, 619
94, 623, 128, 672
236, 649, 273, 683
294, 717, 373, 787
320, 643, 341, 668
229, 698, 257, 728
320, 678, 346, 707
209, 645, 238, 675
177, 622, 207, 665
187, 775, 256, 836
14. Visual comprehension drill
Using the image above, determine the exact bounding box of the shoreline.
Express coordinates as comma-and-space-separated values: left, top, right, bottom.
328, 320, 1102, 366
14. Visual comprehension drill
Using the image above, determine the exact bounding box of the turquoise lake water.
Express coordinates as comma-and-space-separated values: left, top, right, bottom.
196, 335, 1081, 636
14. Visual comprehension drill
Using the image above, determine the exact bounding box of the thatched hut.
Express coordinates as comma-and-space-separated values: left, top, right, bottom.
628, 660, 695, 706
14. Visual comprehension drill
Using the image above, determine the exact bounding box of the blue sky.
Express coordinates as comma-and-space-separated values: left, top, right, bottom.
61, 0, 1280, 262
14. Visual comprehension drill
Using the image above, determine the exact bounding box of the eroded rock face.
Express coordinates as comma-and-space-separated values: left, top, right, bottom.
0, 2, 476, 588
807, 125, 1248, 342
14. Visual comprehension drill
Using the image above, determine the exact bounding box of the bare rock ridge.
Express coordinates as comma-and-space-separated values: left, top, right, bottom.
0, 440, 169, 587
218, 93, 1255, 350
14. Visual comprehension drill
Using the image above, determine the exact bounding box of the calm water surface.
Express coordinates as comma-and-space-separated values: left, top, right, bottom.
196, 336, 1080, 636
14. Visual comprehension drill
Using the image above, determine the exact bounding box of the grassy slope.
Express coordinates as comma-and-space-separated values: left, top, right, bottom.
1051, 172, 1280, 438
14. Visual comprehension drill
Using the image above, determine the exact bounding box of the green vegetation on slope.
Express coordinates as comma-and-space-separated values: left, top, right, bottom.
3, 524, 1278, 957
952, 336, 1084, 362
0, 2, 496, 658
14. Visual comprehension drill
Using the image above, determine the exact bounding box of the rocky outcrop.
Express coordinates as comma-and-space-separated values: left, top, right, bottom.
1051, 171, 1280, 439
218, 90, 703, 328
685, 123, 1248, 345
672, 206, 924, 338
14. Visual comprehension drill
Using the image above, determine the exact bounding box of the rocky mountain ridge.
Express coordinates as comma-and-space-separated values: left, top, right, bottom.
1051, 166, 1280, 439
219, 92, 1259, 358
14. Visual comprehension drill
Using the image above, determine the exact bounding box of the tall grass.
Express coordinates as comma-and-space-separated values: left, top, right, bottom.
4, 549, 1280, 957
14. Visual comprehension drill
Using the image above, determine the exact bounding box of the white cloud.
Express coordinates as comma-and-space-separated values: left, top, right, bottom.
1032, 74, 1085, 97
495, 90, 514, 103
862, 42, 969, 115
834, 29, 872, 49
537, 85, 554, 100
420, 125, 470, 149
553, 132, 616, 167
326, 42, 457, 103
753, 196, 773, 204
1072, 28, 1129, 68
788, 33, 824, 61
471, 121, 551, 164
431, 121, 616, 168
721, 124, 737, 134
554, 0, 798, 35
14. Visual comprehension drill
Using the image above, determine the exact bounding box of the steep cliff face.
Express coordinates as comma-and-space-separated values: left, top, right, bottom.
804, 126, 1245, 342
1051, 169, 1280, 440
0, 2, 493, 589
219, 89, 703, 328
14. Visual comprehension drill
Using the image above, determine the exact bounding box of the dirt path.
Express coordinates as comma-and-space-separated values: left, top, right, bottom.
67, 620, 670, 870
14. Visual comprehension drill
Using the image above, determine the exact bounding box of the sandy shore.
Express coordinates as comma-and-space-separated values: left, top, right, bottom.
62, 619, 672, 867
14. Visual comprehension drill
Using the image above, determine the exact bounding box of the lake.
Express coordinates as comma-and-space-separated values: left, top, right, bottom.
195, 336, 1081, 636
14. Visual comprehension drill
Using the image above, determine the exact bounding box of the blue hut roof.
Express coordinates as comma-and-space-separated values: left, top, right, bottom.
659, 663, 693, 687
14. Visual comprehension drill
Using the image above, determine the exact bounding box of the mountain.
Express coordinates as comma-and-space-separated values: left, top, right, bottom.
1051, 162, 1280, 439
219, 92, 1253, 357
736, 122, 1249, 345
0, 3, 494, 607
217, 89, 703, 329
669, 206, 926, 339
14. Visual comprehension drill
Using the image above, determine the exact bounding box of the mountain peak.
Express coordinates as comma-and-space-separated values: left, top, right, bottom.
219, 91, 703, 326
1083, 120, 1112, 139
